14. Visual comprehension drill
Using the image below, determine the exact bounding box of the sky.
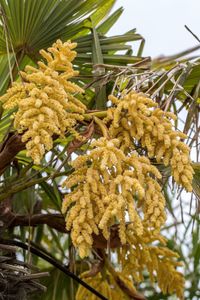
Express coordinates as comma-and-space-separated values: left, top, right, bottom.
110, 0, 200, 58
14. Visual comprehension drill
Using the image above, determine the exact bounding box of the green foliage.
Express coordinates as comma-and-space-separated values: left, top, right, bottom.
0, 1, 199, 300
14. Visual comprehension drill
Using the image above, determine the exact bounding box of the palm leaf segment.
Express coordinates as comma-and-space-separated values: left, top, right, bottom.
0, 0, 145, 95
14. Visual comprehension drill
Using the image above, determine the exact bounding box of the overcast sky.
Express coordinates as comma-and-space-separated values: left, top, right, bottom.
110, 0, 200, 58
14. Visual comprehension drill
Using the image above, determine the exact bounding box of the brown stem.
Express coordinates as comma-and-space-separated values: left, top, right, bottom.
105, 257, 146, 300
0, 133, 25, 175
1, 210, 121, 249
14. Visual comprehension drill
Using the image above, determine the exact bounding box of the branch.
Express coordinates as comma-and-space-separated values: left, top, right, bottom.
105, 257, 146, 300
1, 210, 121, 249
5, 212, 66, 232
0, 133, 25, 175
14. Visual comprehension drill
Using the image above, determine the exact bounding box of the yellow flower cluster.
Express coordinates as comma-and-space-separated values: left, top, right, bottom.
0, 40, 85, 164
75, 231, 184, 300
76, 270, 135, 300
120, 228, 185, 299
106, 91, 194, 191
60, 89, 192, 299
62, 137, 166, 258
62, 90, 192, 299
0, 35, 191, 300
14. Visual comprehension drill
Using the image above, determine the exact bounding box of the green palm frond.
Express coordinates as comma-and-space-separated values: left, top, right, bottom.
0, 0, 146, 97
0, 0, 112, 52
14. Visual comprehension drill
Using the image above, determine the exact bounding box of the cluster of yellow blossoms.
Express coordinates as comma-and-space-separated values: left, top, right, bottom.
0, 40, 85, 164
122, 228, 184, 299
76, 231, 184, 300
62, 137, 166, 258
106, 92, 194, 192
76, 270, 136, 300
0, 38, 193, 299
62, 91, 193, 299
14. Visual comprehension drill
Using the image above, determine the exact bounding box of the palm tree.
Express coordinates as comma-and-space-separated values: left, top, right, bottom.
0, 1, 199, 300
